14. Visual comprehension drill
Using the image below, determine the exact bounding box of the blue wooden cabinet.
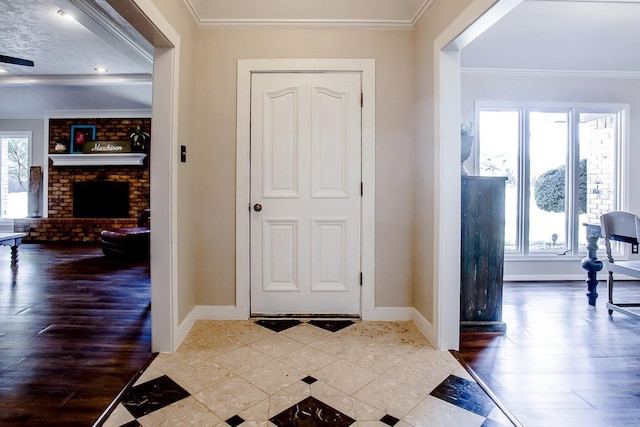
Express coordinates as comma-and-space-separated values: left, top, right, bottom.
460, 176, 507, 333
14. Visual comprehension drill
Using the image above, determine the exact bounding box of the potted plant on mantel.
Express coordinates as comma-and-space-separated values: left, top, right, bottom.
128, 124, 150, 153
461, 121, 474, 175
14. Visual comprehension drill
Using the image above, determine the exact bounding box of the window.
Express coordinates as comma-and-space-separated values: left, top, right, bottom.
0, 132, 31, 219
477, 105, 623, 256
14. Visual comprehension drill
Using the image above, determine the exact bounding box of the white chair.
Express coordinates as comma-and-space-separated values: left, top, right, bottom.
600, 211, 640, 319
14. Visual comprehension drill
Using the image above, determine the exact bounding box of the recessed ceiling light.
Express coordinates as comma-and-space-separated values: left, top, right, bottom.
0, 69, 7, 73
94, 67, 108, 73
57, 9, 75, 20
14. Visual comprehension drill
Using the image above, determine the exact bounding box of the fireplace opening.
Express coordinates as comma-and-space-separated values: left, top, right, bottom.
73, 181, 129, 218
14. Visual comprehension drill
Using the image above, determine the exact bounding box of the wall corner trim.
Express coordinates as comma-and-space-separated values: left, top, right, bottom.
411, 308, 437, 349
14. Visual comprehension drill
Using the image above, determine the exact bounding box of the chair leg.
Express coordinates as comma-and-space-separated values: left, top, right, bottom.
608, 271, 614, 316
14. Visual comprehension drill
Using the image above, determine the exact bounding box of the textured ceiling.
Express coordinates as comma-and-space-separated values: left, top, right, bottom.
0, 0, 151, 76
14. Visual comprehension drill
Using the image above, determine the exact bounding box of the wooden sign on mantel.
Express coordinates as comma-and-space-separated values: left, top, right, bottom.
83, 141, 131, 154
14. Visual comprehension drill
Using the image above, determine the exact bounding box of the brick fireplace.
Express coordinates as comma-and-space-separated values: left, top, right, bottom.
15, 117, 151, 242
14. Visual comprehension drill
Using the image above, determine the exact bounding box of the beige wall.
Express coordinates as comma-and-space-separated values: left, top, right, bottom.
193, 28, 415, 308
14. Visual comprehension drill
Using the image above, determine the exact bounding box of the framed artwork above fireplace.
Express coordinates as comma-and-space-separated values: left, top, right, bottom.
70, 124, 96, 154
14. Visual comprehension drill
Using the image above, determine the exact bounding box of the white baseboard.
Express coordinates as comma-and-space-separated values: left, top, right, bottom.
195, 305, 249, 320
411, 308, 436, 348
174, 305, 248, 350
504, 274, 587, 281
174, 307, 199, 351
361, 306, 413, 321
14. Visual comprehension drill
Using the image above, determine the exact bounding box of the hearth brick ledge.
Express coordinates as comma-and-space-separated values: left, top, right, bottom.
14, 218, 139, 242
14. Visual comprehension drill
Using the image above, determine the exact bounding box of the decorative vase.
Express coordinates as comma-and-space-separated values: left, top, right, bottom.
461, 134, 474, 175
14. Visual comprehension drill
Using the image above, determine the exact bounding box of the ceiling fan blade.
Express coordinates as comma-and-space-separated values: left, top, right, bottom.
0, 55, 34, 67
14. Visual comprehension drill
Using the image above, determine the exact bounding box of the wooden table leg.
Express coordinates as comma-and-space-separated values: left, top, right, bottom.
10, 245, 18, 267
581, 224, 603, 306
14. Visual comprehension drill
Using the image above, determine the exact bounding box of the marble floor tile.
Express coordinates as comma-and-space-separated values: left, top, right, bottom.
212, 320, 278, 345
249, 332, 306, 358
194, 376, 269, 420
239, 360, 306, 394
137, 396, 222, 427
343, 341, 417, 374
212, 345, 273, 375
308, 333, 378, 357
352, 376, 429, 419
122, 375, 190, 418
255, 319, 302, 333
151, 351, 234, 395
430, 375, 496, 417
312, 359, 378, 395
404, 395, 488, 427
277, 343, 338, 373
102, 320, 515, 427
269, 396, 355, 427
102, 404, 135, 427
281, 322, 335, 344
178, 332, 243, 357
236, 397, 270, 421
307, 319, 355, 332
381, 357, 451, 391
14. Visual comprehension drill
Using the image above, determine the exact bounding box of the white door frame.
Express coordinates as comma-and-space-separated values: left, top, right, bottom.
434, 0, 522, 349
236, 59, 376, 318
119, 0, 181, 352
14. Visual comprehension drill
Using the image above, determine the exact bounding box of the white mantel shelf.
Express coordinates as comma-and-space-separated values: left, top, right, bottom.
49, 153, 147, 166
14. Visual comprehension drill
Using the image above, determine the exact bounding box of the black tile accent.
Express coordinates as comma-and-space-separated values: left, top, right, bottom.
270, 396, 355, 427
122, 375, 190, 418
255, 319, 302, 332
301, 375, 318, 385
430, 375, 496, 417
121, 421, 142, 427
380, 413, 400, 426
307, 320, 355, 332
226, 414, 245, 426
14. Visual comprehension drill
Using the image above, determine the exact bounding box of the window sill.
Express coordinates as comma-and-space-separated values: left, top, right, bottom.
505, 254, 620, 262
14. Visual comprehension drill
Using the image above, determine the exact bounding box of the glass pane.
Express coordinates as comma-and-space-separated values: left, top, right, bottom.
530, 112, 568, 254
1, 137, 29, 219
578, 112, 617, 252
478, 110, 519, 252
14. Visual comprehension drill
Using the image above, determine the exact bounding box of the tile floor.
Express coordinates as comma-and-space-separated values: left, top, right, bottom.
103, 320, 514, 426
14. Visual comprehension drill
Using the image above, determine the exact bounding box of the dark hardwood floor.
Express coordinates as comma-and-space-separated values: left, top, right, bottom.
456, 281, 640, 427
0, 243, 151, 427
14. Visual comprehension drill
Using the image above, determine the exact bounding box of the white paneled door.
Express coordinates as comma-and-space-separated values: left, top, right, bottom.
250, 72, 362, 316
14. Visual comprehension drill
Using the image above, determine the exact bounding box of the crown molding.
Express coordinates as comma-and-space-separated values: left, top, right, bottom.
45, 109, 152, 119
179, 0, 435, 29
461, 67, 640, 79
0, 74, 153, 86
411, 0, 438, 27
179, 0, 202, 26
194, 18, 416, 29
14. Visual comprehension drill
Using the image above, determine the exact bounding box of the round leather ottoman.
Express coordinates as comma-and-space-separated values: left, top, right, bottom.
101, 226, 150, 259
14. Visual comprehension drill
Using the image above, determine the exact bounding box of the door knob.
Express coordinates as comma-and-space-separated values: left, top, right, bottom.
253, 203, 262, 212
